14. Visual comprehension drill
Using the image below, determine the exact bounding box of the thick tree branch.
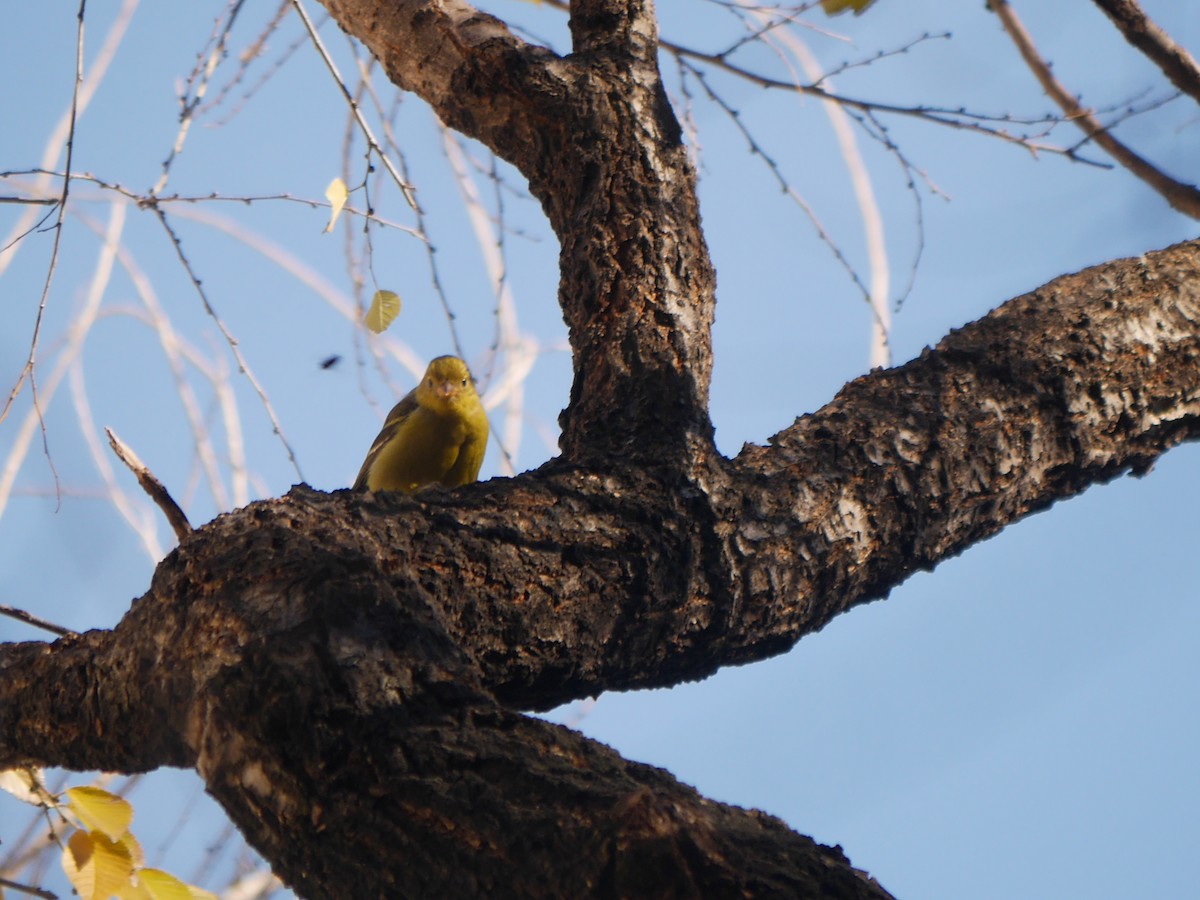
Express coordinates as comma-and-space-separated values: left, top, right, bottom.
0, 495, 891, 899
2, 242, 1197, 898
360, 239, 1200, 708
8, 242, 1195, 717
988, 0, 1200, 219
317, 0, 567, 163
1091, 0, 1200, 106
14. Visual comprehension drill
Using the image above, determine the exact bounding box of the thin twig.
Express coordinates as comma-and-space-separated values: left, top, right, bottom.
351, 48, 466, 359
549, 0, 1114, 162
0, 0, 89, 496
0, 0, 135, 281
682, 60, 877, 307
0, 168, 420, 236
70, 209, 235, 512
105, 428, 193, 541
988, 0, 1200, 219
291, 0, 417, 208
204, 0, 297, 123
152, 0, 248, 197
0, 606, 72, 638
736, 0, 892, 366
150, 205, 306, 482
0, 877, 57, 900
0, 203, 117, 524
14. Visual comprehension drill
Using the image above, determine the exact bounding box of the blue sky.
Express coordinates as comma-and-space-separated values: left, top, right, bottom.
2, 2, 1197, 897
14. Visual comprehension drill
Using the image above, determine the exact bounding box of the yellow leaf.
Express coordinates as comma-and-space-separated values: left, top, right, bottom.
187, 887, 221, 900
66, 786, 134, 840
821, 0, 879, 14
120, 830, 146, 868
364, 289, 402, 334
62, 830, 135, 900
136, 868, 194, 900
324, 177, 349, 233
115, 881, 153, 900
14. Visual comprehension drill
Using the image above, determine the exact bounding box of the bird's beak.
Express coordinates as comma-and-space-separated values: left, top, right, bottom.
435, 380, 456, 399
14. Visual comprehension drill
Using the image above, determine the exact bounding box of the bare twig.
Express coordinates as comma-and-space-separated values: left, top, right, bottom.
735, 0, 892, 367
70, 209, 236, 512
0, 0, 135, 281
105, 428, 193, 541
561, 0, 1108, 165
291, 0, 417, 208
682, 60, 878, 307
988, 0, 1200, 219
350, 48, 466, 360
150, 205, 306, 482
151, 0, 250, 197
204, 0, 298, 123
0, 200, 124, 524
0, 0, 89, 495
0, 168, 420, 235
1091, 0, 1200, 106
0, 875, 58, 900
0, 607, 72, 638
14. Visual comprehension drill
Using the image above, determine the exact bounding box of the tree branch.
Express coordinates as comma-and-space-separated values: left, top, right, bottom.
0, 605, 72, 637
2, 240, 1197, 897
315, 0, 573, 176
987, 0, 1200, 219
0, 498, 891, 899
1091, 0, 1200, 106
106, 426, 192, 541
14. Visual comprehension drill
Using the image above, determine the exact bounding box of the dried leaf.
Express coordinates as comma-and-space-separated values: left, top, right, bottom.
821, 0, 879, 15
324, 177, 349, 233
364, 289, 402, 334
0, 767, 44, 805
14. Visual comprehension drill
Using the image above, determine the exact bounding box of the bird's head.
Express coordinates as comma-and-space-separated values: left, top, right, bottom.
416, 355, 476, 413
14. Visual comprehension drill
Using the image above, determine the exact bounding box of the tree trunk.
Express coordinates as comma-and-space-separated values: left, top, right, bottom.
3, 1, 1200, 897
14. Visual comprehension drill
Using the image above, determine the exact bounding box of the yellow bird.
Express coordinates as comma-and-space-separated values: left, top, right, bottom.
353, 355, 488, 493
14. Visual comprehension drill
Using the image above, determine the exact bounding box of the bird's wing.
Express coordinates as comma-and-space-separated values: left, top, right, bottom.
352, 389, 419, 490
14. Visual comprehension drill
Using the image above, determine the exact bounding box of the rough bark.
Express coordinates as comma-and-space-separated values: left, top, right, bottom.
3, 1, 1200, 898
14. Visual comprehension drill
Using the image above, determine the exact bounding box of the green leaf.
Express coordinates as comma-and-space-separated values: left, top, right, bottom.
66, 786, 134, 840
364, 289, 402, 334
324, 177, 349, 233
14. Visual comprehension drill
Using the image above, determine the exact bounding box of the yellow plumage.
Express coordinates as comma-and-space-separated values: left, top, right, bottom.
353, 356, 488, 493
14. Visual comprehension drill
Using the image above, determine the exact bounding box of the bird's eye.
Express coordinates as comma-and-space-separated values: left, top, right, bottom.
461, 377, 468, 387
427, 378, 434, 388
